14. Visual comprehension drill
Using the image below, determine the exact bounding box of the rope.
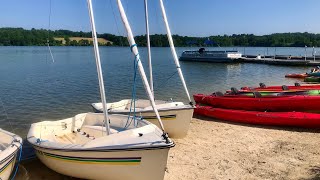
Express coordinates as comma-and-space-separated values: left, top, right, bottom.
10, 141, 23, 180
130, 44, 137, 52
124, 53, 140, 129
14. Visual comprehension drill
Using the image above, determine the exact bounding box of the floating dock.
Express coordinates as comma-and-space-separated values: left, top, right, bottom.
238, 55, 320, 66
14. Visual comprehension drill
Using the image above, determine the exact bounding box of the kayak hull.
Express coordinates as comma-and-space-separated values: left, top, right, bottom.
194, 94, 320, 112
241, 84, 320, 91
304, 77, 320, 82
285, 73, 308, 78
307, 71, 320, 77
194, 105, 320, 128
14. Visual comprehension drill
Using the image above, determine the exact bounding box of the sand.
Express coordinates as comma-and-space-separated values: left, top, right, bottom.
17, 116, 320, 180
165, 116, 320, 180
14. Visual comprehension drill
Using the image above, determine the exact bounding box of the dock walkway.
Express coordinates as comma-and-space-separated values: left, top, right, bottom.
238, 57, 320, 66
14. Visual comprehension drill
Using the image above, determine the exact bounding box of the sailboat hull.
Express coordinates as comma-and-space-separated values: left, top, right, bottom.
27, 113, 174, 180
34, 146, 170, 180
92, 101, 194, 138
0, 156, 16, 180
136, 107, 194, 138
0, 129, 22, 180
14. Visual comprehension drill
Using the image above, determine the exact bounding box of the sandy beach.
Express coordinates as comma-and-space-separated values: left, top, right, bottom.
17, 116, 320, 180
165, 116, 320, 180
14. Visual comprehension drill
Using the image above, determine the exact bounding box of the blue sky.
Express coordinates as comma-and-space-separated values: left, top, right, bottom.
0, 0, 320, 37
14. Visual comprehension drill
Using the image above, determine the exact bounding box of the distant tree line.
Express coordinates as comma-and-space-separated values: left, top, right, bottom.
1, 27, 320, 47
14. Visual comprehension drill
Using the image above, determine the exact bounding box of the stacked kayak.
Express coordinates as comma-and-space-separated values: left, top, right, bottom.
226, 87, 320, 96
195, 105, 320, 128
194, 82, 320, 128
304, 76, 320, 83
225, 87, 316, 96
285, 73, 308, 78
285, 67, 320, 79
307, 71, 320, 77
194, 93, 320, 112
241, 83, 320, 91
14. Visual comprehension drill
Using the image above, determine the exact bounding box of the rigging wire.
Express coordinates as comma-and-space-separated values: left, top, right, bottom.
40, 0, 56, 142
153, 70, 178, 93
153, 0, 163, 47
108, 0, 124, 46
46, 0, 55, 63
0, 97, 14, 132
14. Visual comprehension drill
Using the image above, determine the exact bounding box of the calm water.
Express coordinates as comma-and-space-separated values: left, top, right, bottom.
0, 46, 316, 137
0, 46, 316, 179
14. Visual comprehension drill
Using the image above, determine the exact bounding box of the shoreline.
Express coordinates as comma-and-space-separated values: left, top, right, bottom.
16, 116, 320, 180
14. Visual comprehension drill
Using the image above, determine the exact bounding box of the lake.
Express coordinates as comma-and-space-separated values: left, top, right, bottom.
1, 46, 317, 179
0, 46, 315, 137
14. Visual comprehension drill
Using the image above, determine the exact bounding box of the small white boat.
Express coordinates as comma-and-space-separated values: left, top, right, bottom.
0, 129, 22, 180
91, 0, 196, 139
92, 99, 194, 138
27, 113, 174, 180
27, 0, 174, 179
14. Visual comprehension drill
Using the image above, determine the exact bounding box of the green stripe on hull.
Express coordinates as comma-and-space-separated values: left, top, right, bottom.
36, 150, 141, 165
0, 157, 14, 175
143, 115, 176, 121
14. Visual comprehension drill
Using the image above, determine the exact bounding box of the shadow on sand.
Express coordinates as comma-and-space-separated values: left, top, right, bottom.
193, 114, 320, 133
308, 166, 320, 180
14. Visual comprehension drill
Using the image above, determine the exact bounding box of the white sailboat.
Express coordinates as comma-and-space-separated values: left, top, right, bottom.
92, 0, 194, 139
27, 0, 174, 180
92, 99, 193, 138
0, 129, 22, 180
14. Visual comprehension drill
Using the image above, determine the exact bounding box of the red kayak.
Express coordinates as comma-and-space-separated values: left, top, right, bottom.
194, 93, 320, 112
241, 83, 320, 91
225, 87, 308, 95
194, 105, 320, 128
285, 73, 308, 78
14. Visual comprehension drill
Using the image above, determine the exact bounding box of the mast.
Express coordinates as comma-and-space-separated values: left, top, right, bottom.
305, 45, 307, 61
144, 0, 154, 97
116, 0, 166, 133
159, 0, 192, 103
87, 0, 111, 135
313, 46, 316, 62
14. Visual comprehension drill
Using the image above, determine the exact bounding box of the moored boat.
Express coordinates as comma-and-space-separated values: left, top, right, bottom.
27, 0, 175, 179
225, 87, 320, 96
194, 105, 320, 128
285, 73, 308, 78
0, 129, 22, 180
194, 93, 320, 112
225, 87, 309, 96
241, 83, 320, 91
92, 100, 194, 138
27, 113, 174, 180
92, 0, 195, 139
304, 76, 320, 82
179, 48, 242, 63
307, 71, 320, 77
